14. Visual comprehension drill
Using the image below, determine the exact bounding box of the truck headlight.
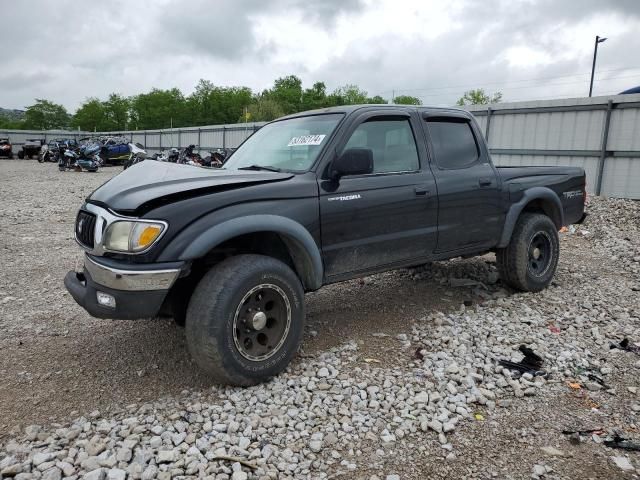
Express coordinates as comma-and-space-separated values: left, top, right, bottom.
103, 221, 166, 252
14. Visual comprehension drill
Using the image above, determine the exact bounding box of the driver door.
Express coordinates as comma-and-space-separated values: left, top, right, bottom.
319, 111, 438, 279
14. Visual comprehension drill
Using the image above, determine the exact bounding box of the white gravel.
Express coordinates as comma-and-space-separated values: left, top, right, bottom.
0, 161, 639, 479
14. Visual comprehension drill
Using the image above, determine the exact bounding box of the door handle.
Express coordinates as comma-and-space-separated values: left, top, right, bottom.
478, 177, 493, 187
414, 185, 430, 196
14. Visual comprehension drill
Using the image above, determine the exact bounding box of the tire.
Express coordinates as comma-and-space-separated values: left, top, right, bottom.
186, 254, 305, 386
18, 151, 24, 159
496, 213, 559, 292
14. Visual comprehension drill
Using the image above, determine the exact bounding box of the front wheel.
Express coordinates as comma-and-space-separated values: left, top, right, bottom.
186, 254, 305, 386
496, 213, 560, 292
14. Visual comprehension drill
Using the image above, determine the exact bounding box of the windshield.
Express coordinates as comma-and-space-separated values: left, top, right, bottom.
224, 114, 343, 172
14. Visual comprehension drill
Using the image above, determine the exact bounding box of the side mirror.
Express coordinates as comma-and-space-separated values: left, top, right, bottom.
330, 148, 373, 180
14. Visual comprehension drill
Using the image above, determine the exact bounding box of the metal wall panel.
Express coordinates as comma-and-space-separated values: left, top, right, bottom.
180, 131, 199, 148
607, 108, 640, 151
473, 114, 487, 135
143, 133, 160, 150
225, 127, 257, 148
488, 110, 605, 150
200, 129, 225, 149
131, 133, 146, 146
600, 157, 640, 199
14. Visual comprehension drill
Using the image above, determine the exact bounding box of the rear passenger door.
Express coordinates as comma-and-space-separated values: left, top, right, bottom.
319, 111, 438, 278
423, 114, 503, 252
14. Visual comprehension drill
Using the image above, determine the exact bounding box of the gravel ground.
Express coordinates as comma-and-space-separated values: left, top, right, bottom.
0, 159, 639, 479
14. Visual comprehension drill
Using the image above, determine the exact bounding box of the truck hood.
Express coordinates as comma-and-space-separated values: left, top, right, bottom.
88, 160, 294, 213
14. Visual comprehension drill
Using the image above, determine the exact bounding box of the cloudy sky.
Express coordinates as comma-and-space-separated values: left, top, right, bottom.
2, 0, 639, 111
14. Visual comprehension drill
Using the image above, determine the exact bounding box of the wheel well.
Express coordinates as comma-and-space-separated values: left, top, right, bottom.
199, 232, 297, 272
162, 231, 314, 322
522, 198, 562, 228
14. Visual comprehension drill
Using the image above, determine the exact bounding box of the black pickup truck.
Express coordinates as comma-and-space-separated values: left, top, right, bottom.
65, 105, 586, 385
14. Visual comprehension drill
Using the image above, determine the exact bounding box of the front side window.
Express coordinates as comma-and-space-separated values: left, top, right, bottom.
342, 118, 419, 173
224, 114, 343, 172
426, 120, 479, 169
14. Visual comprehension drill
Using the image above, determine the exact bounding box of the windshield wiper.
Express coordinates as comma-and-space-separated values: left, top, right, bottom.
237, 164, 282, 172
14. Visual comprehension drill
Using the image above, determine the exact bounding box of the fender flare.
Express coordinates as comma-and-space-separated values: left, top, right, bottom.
168, 214, 324, 291
497, 187, 564, 248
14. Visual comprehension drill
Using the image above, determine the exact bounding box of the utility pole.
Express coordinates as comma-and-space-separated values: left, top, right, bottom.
589, 35, 607, 97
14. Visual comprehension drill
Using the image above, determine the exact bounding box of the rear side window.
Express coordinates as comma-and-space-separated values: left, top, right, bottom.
427, 120, 479, 169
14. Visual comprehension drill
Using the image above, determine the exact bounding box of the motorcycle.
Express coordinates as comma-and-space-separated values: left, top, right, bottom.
122, 143, 147, 170
178, 144, 203, 166
76, 143, 102, 172
58, 143, 101, 172
41, 141, 64, 163
167, 147, 180, 162
59, 146, 79, 171
38, 145, 50, 163
202, 148, 228, 168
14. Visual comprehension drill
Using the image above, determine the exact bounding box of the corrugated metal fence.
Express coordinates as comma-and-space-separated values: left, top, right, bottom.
466, 93, 640, 199
2, 94, 639, 198
0, 122, 265, 155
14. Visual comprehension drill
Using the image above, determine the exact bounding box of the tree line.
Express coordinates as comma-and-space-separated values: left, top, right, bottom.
0, 74, 500, 131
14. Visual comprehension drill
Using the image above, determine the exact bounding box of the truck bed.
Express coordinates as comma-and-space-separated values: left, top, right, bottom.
497, 165, 586, 225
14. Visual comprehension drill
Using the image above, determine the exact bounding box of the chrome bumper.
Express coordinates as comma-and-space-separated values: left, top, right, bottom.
84, 254, 181, 291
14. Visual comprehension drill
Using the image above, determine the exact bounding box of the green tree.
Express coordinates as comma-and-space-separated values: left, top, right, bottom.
72, 98, 107, 131
102, 94, 130, 131
301, 82, 328, 111
23, 99, 70, 129
243, 97, 285, 122
366, 95, 388, 104
0, 117, 25, 129
393, 95, 421, 105
456, 89, 502, 106
130, 88, 188, 129
265, 75, 303, 114
188, 80, 253, 125
332, 84, 369, 105
188, 79, 216, 125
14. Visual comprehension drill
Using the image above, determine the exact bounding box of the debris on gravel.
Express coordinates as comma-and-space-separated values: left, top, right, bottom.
0, 162, 639, 479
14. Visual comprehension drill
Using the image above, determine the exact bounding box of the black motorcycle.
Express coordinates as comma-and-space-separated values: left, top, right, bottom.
202, 148, 227, 168
178, 145, 203, 165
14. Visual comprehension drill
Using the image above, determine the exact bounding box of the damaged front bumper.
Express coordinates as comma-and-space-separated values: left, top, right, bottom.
64, 254, 185, 319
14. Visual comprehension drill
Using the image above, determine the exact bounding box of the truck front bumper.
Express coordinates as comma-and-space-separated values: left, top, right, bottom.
64, 254, 185, 319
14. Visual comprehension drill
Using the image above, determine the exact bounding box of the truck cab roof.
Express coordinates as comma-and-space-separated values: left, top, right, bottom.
279, 104, 473, 120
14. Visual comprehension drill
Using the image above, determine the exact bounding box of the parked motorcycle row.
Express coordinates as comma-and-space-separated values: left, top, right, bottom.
124, 145, 233, 169
5, 134, 234, 172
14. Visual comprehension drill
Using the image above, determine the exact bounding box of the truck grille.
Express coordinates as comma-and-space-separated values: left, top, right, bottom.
76, 210, 96, 248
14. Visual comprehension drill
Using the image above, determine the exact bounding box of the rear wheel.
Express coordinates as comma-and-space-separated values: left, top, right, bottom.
186, 254, 305, 386
496, 213, 559, 292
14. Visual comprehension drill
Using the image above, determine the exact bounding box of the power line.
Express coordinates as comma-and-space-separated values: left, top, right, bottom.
402, 73, 640, 99
375, 66, 640, 97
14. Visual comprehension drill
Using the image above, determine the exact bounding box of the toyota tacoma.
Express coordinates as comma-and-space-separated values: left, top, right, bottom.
65, 105, 586, 385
